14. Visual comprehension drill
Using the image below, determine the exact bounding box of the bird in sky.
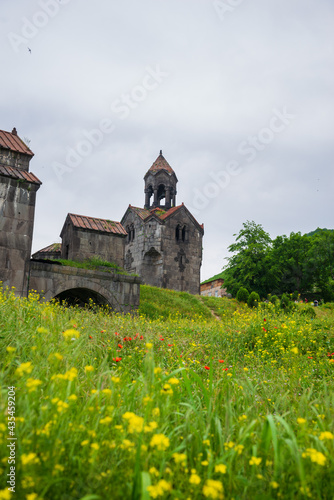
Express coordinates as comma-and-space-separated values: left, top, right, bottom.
28, 47, 31, 54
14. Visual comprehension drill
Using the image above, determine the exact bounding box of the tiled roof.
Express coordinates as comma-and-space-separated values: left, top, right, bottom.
67, 213, 127, 236
34, 243, 61, 254
147, 151, 175, 175
0, 164, 41, 185
0, 128, 34, 156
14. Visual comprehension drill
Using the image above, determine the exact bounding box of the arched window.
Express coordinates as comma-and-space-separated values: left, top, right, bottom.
175, 224, 180, 242
157, 184, 166, 206
182, 225, 186, 242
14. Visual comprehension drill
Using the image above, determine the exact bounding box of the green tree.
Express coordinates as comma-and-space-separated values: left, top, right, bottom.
270, 232, 313, 295
223, 221, 273, 297
307, 229, 334, 301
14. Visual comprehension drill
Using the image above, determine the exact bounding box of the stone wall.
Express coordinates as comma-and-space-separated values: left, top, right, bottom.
200, 279, 227, 297
61, 226, 125, 268
28, 261, 141, 314
161, 208, 203, 295
0, 149, 31, 171
0, 177, 39, 295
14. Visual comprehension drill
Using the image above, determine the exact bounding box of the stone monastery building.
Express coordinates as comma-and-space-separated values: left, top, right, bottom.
0, 128, 204, 301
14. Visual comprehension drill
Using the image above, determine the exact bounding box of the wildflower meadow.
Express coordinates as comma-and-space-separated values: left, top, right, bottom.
0, 286, 334, 499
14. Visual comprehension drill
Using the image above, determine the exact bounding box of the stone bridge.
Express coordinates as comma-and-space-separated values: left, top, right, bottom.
28, 261, 141, 313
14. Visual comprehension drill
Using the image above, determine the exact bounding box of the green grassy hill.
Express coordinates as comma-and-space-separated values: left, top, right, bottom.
1, 285, 334, 499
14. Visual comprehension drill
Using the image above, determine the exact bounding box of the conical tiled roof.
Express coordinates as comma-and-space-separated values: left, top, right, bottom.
147, 151, 175, 175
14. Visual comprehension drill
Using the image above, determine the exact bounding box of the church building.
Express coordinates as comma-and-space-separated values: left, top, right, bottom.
121, 151, 204, 294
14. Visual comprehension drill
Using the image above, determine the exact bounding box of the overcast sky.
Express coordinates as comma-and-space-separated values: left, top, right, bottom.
1, 0, 333, 281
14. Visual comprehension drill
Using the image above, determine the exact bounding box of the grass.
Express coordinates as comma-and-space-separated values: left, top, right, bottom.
54, 256, 134, 276
0, 287, 334, 499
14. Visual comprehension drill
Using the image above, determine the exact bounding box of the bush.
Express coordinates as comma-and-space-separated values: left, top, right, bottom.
269, 294, 279, 305
280, 293, 290, 309
236, 287, 249, 303
247, 291, 260, 308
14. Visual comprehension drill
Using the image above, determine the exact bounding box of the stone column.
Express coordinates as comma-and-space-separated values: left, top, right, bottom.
153, 188, 158, 207
165, 187, 171, 209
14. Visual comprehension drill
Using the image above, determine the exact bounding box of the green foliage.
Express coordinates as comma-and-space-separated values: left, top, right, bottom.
223, 222, 334, 301
247, 291, 260, 308
1, 287, 334, 499
269, 294, 279, 305
224, 220, 273, 297
138, 285, 213, 321
280, 293, 291, 310
236, 287, 249, 303
56, 256, 131, 275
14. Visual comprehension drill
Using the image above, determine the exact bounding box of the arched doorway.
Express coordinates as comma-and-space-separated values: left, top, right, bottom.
53, 287, 111, 308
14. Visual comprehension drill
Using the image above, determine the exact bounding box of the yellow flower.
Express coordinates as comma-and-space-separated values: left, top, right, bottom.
203, 439, 210, 446
201, 460, 209, 466
224, 441, 235, 450
143, 396, 153, 404
6, 346, 16, 353
319, 431, 334, 440
54, 353, 63, 361
147, 480, 171, 498
84, 365, 94, 373
81, 440, 89, 446
270, 481, 279, 489
297, 418, 307, 425
15, 362, 33, 377
63, 329, 80, 340
26, 494, 38, 500
122, 412, 144, 433
21, 453, 40, 466
160, 383, 173, 395
302, 448, 326, 466
121, 439, 135, 450
168, 377, 180, 385
144, 421, 158, 433
68, 394, 78, 401
146, 342, 153, 349
149, 466, 160, 477
249, 456, 262, 466
150, 433, 170, 451
173, 452, 187, 465
291, 347, 299, 354
100, 416, 112, 425
152, 407, 160, 417
189, 473, 201, 485
26, 378, 42, 392
238, 414, 247, 422
202, 479, 223, 499
235, 444, 244, 455
215, 464, 227, 474
37, 327, 48, 335
91, 443, 99, 451
111, 376, 120, 384
102, 388, 112, 396
0, 488, 11, 500
154, 367, 162, 375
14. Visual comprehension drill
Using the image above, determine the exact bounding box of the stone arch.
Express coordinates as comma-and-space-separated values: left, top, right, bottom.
157, 183, 166, 206
53, 287, 111, 308
141, 247, 163, 287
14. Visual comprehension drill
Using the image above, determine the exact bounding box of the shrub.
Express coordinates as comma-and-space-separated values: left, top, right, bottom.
247, 291, 260, 308
236, 287, 249, 303
280, 293, 290, 309
269, 294, 279, 305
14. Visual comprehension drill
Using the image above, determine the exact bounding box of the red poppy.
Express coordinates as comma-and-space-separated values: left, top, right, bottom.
89, 335, 93, 339
218, 360, 224, 363
140, 335, 144, 340
113, 357, 122, 362
160, 338, 164, 341
308, 356, 313, 359
223, 368, 228, 371
118, 344, 123, 349
205, 366, 210, 370
263, 318, 266, 322
262, 327, 266, 332
115, 332, 119, 336
168, 344, 173, 347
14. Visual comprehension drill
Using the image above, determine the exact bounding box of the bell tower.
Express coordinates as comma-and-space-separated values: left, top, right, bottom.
144, 151, 178, 210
